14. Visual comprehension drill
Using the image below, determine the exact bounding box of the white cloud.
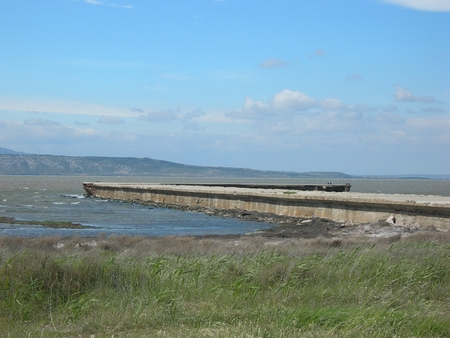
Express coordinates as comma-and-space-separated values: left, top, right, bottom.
227, 98, 270, 119
380, 0, 450, 12
243, 98, 269, 111
407, 117, 450, 131
111, 4, 135, 9
394, 85, 436, 103
375, 112, 406, 124
137, 109, 180, 123
383, 105, 398, 113
0, 97, 141, 118
348, 103, 377, 113
0, 120, 103, 146
98, 116, 125, 124
75, 121, 90, 126
130, 107, 145, 114
271, 90, 317, 111
224, 89, 441, 144
183, 108, 205, 120
420, 107, 446, 113
227, 90, 350, 120
320, 98, 346, 111
182, 121, 203, 131
23, 118, 60, 126
82, 0, 135, 9
136, 108, 205, 123
84, 0, 103, 4
259, 58, 287, 69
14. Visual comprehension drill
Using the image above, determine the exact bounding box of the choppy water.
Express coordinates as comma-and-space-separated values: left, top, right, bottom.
1, 176, 449, 237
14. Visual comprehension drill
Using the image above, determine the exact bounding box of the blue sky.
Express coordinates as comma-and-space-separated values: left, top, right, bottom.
0, 0, 449, 175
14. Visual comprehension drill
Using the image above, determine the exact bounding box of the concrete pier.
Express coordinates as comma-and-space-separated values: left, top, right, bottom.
83, 183, 450, 231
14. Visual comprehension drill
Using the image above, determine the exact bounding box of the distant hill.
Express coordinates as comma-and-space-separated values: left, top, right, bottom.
0, 147, 24, 155
0, 154, 352, 178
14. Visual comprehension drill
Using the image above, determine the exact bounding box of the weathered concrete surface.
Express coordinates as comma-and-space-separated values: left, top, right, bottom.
83, 183, 450, 231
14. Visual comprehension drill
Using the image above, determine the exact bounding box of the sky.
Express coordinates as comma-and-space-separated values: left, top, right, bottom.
0, 0, 449, 175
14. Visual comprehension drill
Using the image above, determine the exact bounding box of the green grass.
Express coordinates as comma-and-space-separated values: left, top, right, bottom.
0, 233, 449, 337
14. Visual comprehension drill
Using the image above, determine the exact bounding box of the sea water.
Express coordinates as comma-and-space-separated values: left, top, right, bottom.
1, 176, 449, 237
0, 176, 276, 237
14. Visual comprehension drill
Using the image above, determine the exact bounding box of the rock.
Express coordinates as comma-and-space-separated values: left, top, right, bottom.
386, 215, 396, 224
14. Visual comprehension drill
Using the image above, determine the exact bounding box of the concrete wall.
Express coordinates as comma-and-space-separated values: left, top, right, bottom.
83, 183, 450, 231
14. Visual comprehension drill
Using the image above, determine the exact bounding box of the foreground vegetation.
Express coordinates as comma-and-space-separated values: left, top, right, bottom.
0, 233, 449, 337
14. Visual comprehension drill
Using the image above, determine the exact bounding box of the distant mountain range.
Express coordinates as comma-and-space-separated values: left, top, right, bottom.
0, 153, 352, 178
1, 150, 447, 179
0, 147, 24, 155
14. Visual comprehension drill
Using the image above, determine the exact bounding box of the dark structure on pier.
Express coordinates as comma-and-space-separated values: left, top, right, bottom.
167, 183, 352, 192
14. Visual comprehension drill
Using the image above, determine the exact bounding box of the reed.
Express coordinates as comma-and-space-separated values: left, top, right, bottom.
0, 233, 449, 337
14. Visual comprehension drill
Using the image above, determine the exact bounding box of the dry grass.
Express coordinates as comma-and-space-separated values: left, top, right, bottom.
1, 230, 449, 257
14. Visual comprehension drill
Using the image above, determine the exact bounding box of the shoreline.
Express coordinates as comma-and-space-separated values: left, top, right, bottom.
112, 199, 440, 241
83, 182, 450, 231
0, 203, 434, 241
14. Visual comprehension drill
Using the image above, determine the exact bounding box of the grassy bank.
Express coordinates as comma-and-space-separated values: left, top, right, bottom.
0, 233, 449, 337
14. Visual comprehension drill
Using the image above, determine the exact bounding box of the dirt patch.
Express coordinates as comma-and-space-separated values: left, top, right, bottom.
261, 219, 335, 238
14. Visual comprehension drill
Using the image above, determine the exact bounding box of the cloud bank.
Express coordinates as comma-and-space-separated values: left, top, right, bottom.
1, 88, 448, 174
227, 89, 347, 120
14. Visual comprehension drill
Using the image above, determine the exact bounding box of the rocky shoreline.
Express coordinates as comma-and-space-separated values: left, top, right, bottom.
0, 216, 93, 230
129, 199, 432, 240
